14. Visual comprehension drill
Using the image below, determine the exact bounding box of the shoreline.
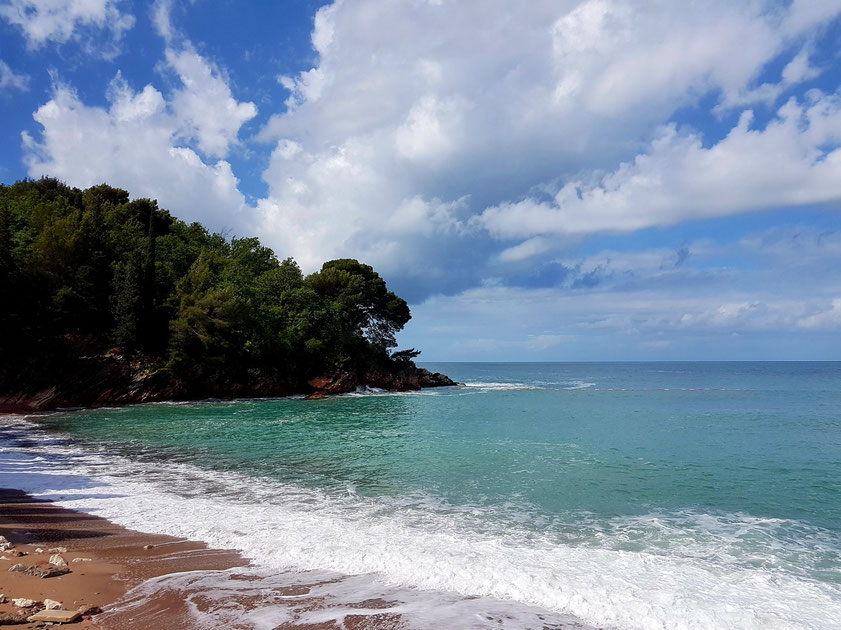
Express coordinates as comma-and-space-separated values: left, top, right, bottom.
0, 411, 589, 630
0, 488, 247, 629
0, 489, 502, 630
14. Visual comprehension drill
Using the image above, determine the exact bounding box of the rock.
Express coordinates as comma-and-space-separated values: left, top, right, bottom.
308, 370, 359, 395
416, 367, 457, 388
11, 597, 38, 607
70, 557, 92, 563
34, 548, 44, 553
142, 544, 154, 550
0, 542, 14, 552
26, 565, 70, 578
77, 604, 102, 616
8, 563, 27, 572
47, 547, 67, 554
49, 554, 68, 566
0, 612, 28, 624
28, 609, 82, 624
43, 599, 64, 610
0, 593, 5, 603
0, 536, 8, 544
10, 550, 26, 557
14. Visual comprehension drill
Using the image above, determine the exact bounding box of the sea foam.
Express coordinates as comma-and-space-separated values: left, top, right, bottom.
1, 416, 840, 630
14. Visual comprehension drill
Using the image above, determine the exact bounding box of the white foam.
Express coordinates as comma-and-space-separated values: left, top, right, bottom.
461, 382, 545, 391
101, 568, 588, 630
563, 381, 596, 390
2, 417, 841, 630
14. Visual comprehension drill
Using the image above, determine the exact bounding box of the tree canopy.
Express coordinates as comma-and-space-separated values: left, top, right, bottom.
0, 178, 415, 386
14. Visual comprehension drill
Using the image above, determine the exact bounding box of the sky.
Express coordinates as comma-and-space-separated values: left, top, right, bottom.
2, 0, 841, 361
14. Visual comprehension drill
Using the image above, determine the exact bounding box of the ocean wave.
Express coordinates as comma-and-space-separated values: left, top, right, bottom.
2, 418, 840, 629
461, 382, 546, 391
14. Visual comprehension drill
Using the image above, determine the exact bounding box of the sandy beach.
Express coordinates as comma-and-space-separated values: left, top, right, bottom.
0, 488, 246, 629
0, 488, 420, 630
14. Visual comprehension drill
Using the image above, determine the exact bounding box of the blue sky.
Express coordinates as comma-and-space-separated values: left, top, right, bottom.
3, 0, 841, 360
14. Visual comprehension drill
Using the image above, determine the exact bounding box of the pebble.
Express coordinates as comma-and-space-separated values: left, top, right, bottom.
11, 597, 38, 607
46, 547, 67, 554
8, 563, 27, 572
71, 557, 92, 563
43, 598, 64, 610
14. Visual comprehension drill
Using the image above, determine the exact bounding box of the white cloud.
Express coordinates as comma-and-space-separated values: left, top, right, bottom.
165, 47, 257, 159
22, 73, 249, 229
403, 282, 824, 360
499, 237, 553, 263
480, 92, 841, 239
253, 0, 841, 275
0, 0, 134, 55
0, 59, 28, 91
798, 298, 841, 329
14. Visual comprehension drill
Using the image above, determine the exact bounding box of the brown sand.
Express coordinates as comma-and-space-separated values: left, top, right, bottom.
0, 488, 246, 629
0, 490, 408, 630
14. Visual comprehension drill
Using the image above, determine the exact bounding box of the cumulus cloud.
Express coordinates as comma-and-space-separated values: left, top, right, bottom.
165, 47, 257, 159
480, 92, 841, 238
0, 0, 134, 55
0, 59, 28, 91
253, 0, 841, 277
22, 71, 250, 229
19, 0, 257, 229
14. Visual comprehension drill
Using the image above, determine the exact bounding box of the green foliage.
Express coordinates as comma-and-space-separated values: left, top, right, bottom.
0, 177, 415, 384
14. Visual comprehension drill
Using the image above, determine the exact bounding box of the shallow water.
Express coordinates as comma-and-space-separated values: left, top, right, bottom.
2, 362, 840, 629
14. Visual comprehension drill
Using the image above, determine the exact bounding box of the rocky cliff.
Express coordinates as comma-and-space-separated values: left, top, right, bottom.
0, 350, 456, 414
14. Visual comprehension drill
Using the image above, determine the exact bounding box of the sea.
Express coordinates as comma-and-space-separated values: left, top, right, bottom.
1, 362, 840, 629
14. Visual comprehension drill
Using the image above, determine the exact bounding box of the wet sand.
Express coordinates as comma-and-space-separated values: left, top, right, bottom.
0, 489, 580, 630
0, 488, 246, 629
0, 490, 411, 630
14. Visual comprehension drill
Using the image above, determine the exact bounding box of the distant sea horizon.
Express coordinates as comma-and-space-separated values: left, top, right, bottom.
2, 361, 840, 628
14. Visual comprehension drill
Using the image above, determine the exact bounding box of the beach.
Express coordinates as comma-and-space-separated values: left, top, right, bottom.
0, 488, 583, 630
0, 488, 247, 629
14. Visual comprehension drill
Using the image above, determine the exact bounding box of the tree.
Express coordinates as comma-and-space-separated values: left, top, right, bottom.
306, 259, 411, 349
168, 250, 247, 373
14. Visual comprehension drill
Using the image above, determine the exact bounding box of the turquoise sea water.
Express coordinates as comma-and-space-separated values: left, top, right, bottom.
2, 362, 841, 628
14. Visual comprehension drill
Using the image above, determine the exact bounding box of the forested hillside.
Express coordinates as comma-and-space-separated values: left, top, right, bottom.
0, 178, 451, 410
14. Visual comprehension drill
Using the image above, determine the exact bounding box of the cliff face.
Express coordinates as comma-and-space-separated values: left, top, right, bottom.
307, 364, 456, 397
0, 352, 456, 414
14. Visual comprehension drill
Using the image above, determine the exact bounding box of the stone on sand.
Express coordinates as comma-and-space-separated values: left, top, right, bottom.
26, 565, 70, 578
0, 611, 28, 624
43, 598, 64, 610
8, 563, 26, 572
49, 554, 68, 566
11, 597, 38, 607
28, 609, 82, 623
